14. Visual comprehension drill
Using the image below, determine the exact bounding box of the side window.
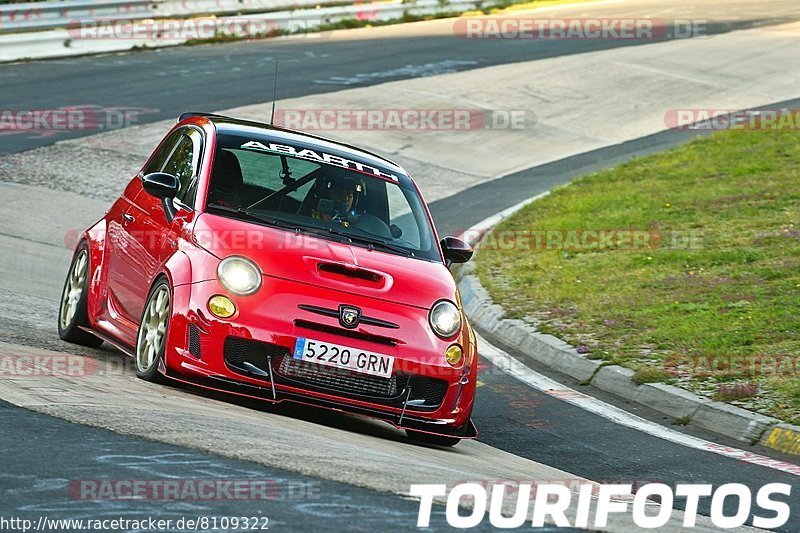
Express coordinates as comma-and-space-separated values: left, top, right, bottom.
181, 130, 203, 206
162, 129, 203, 206
143, 130, 182, 175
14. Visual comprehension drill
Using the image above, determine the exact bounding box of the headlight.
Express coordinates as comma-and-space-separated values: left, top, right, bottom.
217, 256, 262, 295
429, 300, 462, 338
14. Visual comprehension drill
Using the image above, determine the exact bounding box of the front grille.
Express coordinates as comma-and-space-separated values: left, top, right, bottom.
294, 319, 397, 346
419, 377, 449, 406
223, 336, 448, 409
188, 325, 201, 358
224, 337, 290, 373
297, 304, 400, 329
278, 356, 408, 398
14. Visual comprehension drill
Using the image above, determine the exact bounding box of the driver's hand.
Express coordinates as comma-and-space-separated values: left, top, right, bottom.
333, 211, 357, 227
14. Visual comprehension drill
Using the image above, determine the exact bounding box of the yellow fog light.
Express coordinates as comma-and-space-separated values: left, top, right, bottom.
208, 295, 236, 318
445, 344, 463, 367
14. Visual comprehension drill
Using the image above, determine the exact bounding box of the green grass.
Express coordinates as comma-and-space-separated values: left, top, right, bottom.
475, 129, 800, 424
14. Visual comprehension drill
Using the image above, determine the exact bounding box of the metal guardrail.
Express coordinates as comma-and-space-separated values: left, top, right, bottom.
0, 0, 487, 62
0, 0, 150, 33
0, 0, 376, 33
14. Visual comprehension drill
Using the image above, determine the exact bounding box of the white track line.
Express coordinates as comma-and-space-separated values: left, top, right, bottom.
477, 333, 800, 477
457, 192, 550, 245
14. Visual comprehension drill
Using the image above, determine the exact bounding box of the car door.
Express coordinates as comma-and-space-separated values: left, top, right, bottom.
105, 127, 202, 341
105, 129, 182, 340
163, 128, 204, 277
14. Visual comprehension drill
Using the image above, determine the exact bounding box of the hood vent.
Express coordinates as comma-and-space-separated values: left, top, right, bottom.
317, 262, 385, 285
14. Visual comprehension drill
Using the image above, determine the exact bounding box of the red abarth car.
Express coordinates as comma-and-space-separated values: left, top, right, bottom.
58, 113, 478, 445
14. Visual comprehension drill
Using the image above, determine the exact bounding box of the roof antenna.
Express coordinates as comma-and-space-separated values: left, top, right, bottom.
270, 59, 279, 126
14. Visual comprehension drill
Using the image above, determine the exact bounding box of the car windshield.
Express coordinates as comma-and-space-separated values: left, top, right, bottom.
205, 132, 441, 261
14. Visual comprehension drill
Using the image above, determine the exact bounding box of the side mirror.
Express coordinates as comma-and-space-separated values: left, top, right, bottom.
141, 172, 180, 221
142, 172, 180, 199
440, 236, 473, 266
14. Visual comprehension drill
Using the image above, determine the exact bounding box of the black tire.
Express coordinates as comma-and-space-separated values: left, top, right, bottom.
134, 278, 171, 383
58, 243, 104, 348
405, 430, 461, 447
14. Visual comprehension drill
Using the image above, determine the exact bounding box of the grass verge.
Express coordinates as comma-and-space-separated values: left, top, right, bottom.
475, 129, 800, 424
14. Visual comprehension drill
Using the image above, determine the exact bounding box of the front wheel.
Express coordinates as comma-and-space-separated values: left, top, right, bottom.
405, 430, 461, 447
58, 244, 103, 347
135, 279, 171, 383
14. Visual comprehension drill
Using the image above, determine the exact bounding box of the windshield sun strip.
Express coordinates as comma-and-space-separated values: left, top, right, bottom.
238, 140, 400, 183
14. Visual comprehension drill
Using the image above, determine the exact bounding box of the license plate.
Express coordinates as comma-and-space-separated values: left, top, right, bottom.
292, 337, 395, 378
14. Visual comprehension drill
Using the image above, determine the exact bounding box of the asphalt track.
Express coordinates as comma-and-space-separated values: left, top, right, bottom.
2, 0, 799, 156
2, 0, 800, 531
0, 399, 467, 533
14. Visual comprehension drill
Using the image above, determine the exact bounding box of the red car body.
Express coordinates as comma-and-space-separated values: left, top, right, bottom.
60, 113, 477, 443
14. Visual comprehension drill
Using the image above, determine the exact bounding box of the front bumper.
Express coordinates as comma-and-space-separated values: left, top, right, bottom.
164, 277, 478, 439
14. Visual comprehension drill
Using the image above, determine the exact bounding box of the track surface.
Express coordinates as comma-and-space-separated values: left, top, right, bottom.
2, 0, 799, 155
2, 0, 800, 530
0, 400, 467, 533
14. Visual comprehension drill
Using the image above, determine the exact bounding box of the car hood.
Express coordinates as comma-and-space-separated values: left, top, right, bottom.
193, 213, 457, 309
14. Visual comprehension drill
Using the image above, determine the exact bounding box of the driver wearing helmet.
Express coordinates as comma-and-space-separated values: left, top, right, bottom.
311, 174, 364, 224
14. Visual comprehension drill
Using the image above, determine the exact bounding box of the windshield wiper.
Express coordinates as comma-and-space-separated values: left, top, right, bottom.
207, 205, 357, 244
325, 228, 414, 257
207, 204, 303, 232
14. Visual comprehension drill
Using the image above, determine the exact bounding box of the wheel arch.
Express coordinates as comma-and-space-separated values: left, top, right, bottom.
81, 220, 107, 325
136, 273, 174, 382
151, 254, 194, 377
159, 250, 193, 288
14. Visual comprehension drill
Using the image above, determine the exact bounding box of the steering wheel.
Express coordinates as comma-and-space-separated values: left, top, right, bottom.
350, 214, 393, 240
